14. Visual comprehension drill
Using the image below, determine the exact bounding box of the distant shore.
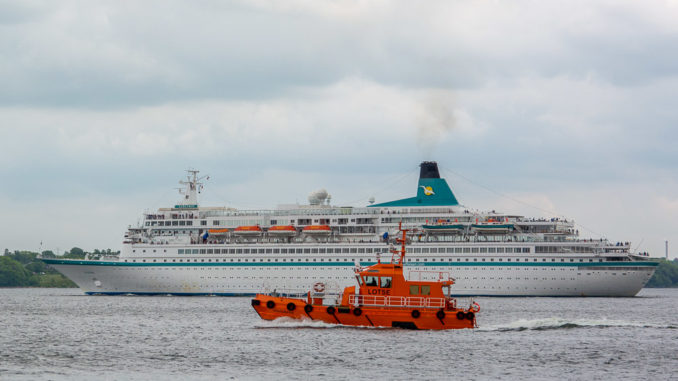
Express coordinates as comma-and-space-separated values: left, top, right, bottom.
644, 258, 678, 287
2, 250, 677, 288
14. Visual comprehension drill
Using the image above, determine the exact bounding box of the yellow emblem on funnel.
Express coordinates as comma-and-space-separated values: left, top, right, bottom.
420, 186, 435, 196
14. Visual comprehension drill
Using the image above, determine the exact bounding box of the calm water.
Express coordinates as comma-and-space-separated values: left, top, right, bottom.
1, 288, 677, 380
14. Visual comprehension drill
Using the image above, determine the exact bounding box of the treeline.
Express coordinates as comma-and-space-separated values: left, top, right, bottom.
645, 259, 678, 288
0, 248, 119, 288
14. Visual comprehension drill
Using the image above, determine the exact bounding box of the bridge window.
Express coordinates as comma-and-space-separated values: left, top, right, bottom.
364, 276, 378, 286
410, 285, 419, 295
380, 277, 392, 288
421, 285, 431, 295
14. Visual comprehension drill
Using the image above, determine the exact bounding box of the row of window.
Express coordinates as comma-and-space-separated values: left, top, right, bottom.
171, 247, 532, 255
146, 217, 381, 227
124, 257, 604, 264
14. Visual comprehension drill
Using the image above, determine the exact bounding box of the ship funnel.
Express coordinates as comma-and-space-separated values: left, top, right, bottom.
419, 161, 440, 179
369, 161, 460, 207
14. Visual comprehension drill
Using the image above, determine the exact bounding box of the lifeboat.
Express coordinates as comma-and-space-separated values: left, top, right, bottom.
251, 223, 479, 330
422, 223, 465, 234
267, 225, 297, 236
302, 225, 331, 235
233, 225, 263, 236
471, 218, 514, 233
208, 228, 230, 235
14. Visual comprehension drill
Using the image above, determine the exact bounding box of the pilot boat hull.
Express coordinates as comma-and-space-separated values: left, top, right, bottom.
251, 294, 476, 330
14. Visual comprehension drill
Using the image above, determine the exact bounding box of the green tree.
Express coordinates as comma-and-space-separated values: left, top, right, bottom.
25, 261, 48, 274
10, 250, 37, 264
0, 256, 31, 287
646, 259, 678, 288
41, 250, 56, 258
63, 247, 85, 259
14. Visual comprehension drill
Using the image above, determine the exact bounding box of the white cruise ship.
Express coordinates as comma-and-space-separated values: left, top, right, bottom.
44, 162, 658, 297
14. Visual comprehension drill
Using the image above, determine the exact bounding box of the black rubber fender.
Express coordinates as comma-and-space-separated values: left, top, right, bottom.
326, 306, 336, 315
466, 311, 475, 321
436, 310, 445, 320
304, 304, 313, 313
456, 311, 465, 320
266, 300, 275, 309
353, 307, 362, 316
286, 302, 296, 311
411, 309, 421, 318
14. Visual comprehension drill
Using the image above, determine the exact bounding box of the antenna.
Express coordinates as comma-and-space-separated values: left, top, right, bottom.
176, 169, 209, 208
390, 221, 411, 265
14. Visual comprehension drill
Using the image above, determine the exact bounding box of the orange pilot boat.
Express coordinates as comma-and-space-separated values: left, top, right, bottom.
251, 224, 479, 330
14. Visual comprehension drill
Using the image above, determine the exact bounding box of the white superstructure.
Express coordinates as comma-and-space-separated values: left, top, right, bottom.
45, 162, 657, 296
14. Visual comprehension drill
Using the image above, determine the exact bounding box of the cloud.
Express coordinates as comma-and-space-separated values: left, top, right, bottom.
2, 1, 678, 108
1, 1, 677, 258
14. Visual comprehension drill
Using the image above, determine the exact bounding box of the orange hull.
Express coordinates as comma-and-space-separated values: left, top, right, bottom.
252, 294, 476, 330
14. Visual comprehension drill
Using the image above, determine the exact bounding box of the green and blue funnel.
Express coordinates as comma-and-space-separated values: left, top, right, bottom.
370, 162, 459, 207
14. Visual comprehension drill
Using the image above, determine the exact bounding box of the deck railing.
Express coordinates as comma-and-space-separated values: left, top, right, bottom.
348, 294, 449, 309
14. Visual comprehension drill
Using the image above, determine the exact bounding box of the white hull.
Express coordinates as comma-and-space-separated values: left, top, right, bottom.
47, 254, 655, 297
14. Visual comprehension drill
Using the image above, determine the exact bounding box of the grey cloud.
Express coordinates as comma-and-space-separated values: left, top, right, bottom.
2, 1, 678, 109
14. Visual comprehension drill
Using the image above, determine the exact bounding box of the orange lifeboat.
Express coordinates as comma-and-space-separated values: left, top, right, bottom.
251, 223, 479, 330
233, 225, 263, 236
267, 225, 297, 236
208, 228, 230, 235
302, 225, 331, 235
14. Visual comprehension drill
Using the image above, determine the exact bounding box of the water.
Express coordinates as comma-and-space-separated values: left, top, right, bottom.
1, 288, 677, 380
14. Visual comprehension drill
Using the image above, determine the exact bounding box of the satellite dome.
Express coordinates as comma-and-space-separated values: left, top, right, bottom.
308, 189, 329, 205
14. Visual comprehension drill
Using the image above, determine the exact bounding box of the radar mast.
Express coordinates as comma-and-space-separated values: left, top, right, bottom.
176, 169, 208, 209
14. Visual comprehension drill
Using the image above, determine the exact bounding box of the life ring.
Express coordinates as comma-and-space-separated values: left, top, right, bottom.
411, 310, 420, 318
436, 310, 445, 320
286, 302, 296, 311
466, 311, 475, 321
304, 304, 313, 313
353, 307, 362, 316
326, 306, 336, 315
313, 282, 325, 292
456, 311, 465, 320
266, 300, 275, 309
471, 302, 480, 312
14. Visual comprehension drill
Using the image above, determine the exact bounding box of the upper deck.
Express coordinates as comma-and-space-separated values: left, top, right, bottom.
125, 163, 632, 257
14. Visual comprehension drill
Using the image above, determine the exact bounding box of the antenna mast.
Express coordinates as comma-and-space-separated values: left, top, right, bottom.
176, 169, 209, 209
390, 222, 411, 265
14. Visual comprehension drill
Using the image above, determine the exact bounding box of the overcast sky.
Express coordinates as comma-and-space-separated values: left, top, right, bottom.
1, 0, 677, 258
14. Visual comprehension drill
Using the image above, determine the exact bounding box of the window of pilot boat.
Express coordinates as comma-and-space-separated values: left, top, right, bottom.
409, 285, 419, 295
380, 277, 392, 288
421, 285, 431, 295
364, 276, 379, 286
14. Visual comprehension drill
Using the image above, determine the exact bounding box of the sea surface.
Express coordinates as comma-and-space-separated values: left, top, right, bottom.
1, 288, 677, 380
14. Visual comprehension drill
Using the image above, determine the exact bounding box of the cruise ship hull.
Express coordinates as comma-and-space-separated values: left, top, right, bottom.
45, 258, 657, 297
